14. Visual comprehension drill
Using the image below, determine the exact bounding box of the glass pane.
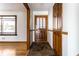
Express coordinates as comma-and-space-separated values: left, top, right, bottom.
2, 18, 15, 34
0, 19, 1, 34
53, 17, 57, 30
43, 17, 45, 28
40, 18, 42, 28
58, 17, 62, 29
36, 17, 40, 29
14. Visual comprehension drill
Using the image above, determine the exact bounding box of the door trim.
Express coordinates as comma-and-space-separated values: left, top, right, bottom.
23, 3, 30, 50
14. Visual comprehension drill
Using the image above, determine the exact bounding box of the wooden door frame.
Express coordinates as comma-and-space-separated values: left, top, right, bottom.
23, 3, 30, 50
34, 15, 48, 42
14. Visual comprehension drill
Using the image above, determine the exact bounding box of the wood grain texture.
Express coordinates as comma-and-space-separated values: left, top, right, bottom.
53, 3, 62, 17
0, 42, 27, 56
53, 31, 62, 56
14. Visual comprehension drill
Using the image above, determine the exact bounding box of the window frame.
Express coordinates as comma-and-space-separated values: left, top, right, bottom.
0, 15, 17, 36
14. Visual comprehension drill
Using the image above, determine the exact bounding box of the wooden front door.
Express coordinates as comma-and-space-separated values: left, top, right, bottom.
35, 15, 48, 42
53, 3, 62, 56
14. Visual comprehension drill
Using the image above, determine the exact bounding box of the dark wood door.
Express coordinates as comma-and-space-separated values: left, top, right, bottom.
35, 16, 48, 42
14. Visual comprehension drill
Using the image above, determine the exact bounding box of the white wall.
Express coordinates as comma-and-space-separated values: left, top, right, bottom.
48, 7, 53, 48
0, 4, 27, 41
63, 3, 79, 56
77, 4, 79, 55
62, 34, 68, 56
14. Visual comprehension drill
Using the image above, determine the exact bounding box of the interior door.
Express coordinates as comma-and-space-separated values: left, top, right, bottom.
53, 3, 62, 56
35, 16, 48, 42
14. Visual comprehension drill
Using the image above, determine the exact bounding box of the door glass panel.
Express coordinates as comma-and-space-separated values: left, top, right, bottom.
58, 17, 62, 30
0, 19, 1, 34
36, 17, 40, 29
43, 17, 45, 28
53, 17, 57, 30
40, 18, 42, 28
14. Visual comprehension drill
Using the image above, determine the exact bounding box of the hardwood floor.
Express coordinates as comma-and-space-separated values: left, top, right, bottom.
0, 42, 27, 56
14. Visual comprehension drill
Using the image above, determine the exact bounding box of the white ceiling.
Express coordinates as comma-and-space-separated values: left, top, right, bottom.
28, 3, 53, 11
0, 3, 26, 12
0, 3, 54, 11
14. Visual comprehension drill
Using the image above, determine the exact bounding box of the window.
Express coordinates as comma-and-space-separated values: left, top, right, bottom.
0, 15, 17, 36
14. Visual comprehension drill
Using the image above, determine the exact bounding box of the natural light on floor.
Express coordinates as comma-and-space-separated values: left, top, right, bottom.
0, 48, 16, 56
